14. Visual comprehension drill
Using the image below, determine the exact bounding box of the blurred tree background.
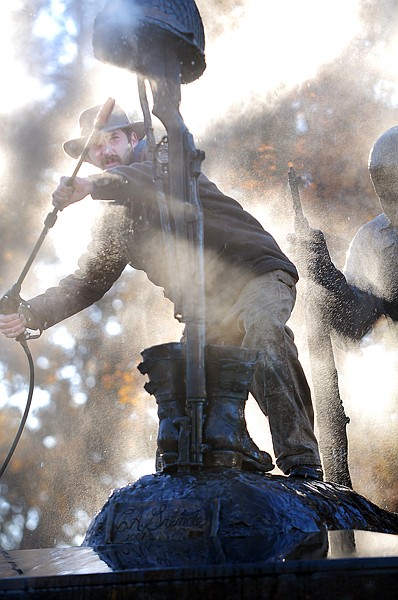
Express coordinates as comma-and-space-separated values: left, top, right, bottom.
1, 0, 398, 549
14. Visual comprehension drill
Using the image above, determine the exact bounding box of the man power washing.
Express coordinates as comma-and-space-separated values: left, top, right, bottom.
0, 103, 323, 480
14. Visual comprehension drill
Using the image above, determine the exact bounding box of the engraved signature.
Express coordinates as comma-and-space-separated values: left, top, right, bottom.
115, 502, 209, 541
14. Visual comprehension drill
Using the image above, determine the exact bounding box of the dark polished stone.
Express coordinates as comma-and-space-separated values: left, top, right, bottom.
2, 530, 398, 599
2, 471, 398, 598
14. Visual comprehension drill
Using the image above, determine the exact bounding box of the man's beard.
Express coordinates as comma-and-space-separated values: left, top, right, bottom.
123, 145, 135, 164
100, 145, 134, 169
101, 154, 122, 168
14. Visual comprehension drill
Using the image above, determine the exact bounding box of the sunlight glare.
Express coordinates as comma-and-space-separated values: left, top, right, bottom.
339, 342, 398, 423
89, 0, 363, 137
182, 0, 364, 134
6, 387, 51, 432
368, 23, 398, 107
42, 200, 105, 279
50, 326, 76, 350
0, 6, 54, 114
88, 59, 142, 122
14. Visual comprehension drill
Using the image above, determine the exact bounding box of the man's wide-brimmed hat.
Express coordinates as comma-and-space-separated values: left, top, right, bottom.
63, 104, 146, 159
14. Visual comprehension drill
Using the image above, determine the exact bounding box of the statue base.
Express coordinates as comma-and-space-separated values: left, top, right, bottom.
82, 469, 398, 549
2, 469, 398, 599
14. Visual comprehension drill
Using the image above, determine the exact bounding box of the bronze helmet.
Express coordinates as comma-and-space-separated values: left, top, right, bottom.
93, 0, 206, 84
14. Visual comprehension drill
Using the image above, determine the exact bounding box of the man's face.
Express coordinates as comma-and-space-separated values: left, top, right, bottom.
88, 128, 138, 169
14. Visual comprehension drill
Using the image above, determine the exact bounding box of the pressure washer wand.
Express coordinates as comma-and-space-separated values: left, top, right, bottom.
0, 98, 117, 479
0, 98, 116, 319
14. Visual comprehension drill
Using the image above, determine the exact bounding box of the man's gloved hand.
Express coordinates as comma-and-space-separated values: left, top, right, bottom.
287, 228, 384, 339
287, 228, 334, 284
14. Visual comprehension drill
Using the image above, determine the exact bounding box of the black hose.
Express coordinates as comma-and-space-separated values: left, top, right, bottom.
0, 340, 35, 480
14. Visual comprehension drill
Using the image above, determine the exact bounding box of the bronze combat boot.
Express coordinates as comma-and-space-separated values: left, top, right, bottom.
138, 342, 187, 471
204, 344, 274, 472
